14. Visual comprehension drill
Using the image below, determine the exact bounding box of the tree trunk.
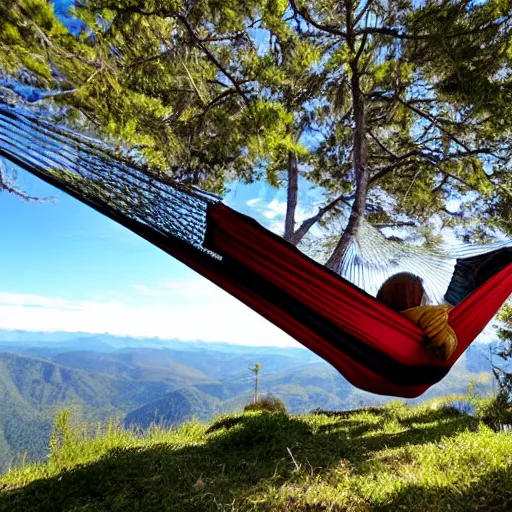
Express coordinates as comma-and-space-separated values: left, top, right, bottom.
326, 64, 369, 272
284, 151, 298, 241
254, 369, 259, 403
290, 213, 319, 245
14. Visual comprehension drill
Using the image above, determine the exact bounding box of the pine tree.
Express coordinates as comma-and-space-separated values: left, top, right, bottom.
494, 305, 512, 397
2, 0, 512, 262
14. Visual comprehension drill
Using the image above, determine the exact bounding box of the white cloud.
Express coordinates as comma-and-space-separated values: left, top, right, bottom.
0, 292, 82, 311
0, 285, 298, 347
263, 199, 287, 219
234, 183, 322, 237
246, 198, 262, 207
0, 283, 497, 347
259, 199, 319, 234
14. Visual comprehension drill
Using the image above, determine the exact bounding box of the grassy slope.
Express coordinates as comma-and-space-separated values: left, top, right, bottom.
2, 399, 512, 512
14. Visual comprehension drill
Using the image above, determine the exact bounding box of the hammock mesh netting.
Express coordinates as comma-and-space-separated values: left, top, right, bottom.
0, 101, 219, 255
341, 218, 512, 305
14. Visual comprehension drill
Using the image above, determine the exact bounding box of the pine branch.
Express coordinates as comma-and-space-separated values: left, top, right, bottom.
289, 194, 351, 245
440, 206, 464, 218
289, 1, 512, 41
387, 96, 472, 153
101, 4, 251, 105
354, 0, 375, 26
288, 0, 348, 36
19, 6, 102, 69
366, 130, 423, 183
193, 89, 239, 121
368, 158, 417, 184
172, 13, 251, 107
352, 22, 504, 40
372, 221, 417, 228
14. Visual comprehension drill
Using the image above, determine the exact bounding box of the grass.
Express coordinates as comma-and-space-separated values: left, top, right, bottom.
1, 398, 512, 511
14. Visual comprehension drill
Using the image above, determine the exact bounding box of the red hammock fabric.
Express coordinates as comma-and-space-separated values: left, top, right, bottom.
208, 204, 511, 362
141, 202, 512, 398
210, 205, 512, 396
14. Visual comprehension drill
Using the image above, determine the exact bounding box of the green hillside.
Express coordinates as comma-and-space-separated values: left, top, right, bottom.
0, 352, 121, 412
124, 387, 219, 429
0, 387, 51, 470
0, 352, 125, 468
0, 351, 216, 467
0, 342, 497, 470
51, 349, 216, 385
2, 399, 512, 511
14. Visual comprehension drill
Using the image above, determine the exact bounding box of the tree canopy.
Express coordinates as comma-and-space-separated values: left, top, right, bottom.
1, 0, 512, 269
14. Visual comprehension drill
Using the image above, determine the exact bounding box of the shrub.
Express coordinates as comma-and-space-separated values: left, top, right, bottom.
478, 389, 511, 432
244, 395, 288, 415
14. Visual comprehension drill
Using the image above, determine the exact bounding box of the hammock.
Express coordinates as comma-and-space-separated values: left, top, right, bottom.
1, 100, 511, 398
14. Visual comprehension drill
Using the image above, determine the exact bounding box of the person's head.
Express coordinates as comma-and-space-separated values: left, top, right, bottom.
376, 272, 426, 312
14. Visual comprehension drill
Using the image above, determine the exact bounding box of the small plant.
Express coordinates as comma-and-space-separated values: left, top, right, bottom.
48, 409, 82, 468
479, 388, 511, 432
244, 395, 288, 415
49, 410, 74, 458
467, 379, 477, 401
248, 363, 263, 403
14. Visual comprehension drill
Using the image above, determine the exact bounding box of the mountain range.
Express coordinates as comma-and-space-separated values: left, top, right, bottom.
0, 329, 498, 471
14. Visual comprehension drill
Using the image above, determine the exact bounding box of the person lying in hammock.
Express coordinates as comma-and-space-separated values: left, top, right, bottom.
376, 272, 458, 361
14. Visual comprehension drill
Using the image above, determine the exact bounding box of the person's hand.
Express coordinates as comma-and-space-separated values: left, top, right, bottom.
402, 305, 458, 360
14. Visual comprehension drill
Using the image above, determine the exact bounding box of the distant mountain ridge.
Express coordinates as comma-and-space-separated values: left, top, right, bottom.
125, 387, 218, 429
0, 329, 308, 355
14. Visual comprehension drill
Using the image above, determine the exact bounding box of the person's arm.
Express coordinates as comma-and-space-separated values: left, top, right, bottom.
401, 305, 458, 360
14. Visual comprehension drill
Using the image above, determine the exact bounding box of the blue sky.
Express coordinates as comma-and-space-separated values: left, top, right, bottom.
0, 0, 325, 346
0, 166, 320, 345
